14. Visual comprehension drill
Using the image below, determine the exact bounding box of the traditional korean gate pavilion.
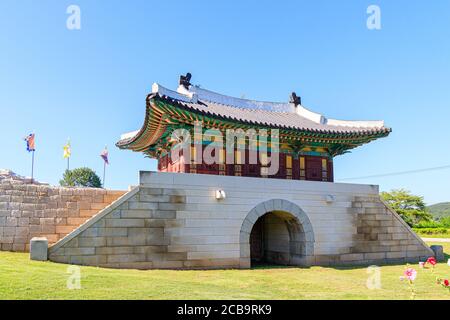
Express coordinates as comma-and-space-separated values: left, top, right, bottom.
117, 74, 391, 182
47, 74, 434, 269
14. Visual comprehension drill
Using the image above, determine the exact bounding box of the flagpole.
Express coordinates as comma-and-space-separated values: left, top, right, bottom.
103, 161, 106, 188
31, 150, 35, 184
67, 157, 70, 171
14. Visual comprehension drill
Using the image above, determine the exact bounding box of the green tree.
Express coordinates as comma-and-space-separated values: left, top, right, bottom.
60, 167, 102, 188
381, 189, 432, 227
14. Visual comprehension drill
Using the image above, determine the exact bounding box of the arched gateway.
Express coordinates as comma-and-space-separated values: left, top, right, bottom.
239, 199, 315, 268
40, 76, 435, 270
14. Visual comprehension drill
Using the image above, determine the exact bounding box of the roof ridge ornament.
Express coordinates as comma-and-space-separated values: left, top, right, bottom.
289, 92, 301, 106
179, 73, 192, 90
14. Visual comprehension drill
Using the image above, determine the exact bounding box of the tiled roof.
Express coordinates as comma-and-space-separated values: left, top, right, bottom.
155, 93, 391, 135
116, 81, 391, 151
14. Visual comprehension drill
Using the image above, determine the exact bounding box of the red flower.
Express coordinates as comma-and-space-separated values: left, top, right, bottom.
426, 257, 437, 266
444, 279, 450, 287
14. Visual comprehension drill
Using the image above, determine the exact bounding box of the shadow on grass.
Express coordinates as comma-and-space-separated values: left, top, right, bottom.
251, 264, 397, 271
250, 261, 370, 271
249, 242, 450, 271
249, 258, 448, 271
251, 262, 299, 270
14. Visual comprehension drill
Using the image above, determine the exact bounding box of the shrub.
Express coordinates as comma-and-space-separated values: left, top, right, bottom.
439, 216, 450, 228
412, 228, 450, 235
414, 220, 445, 228
60, 167, 102, 188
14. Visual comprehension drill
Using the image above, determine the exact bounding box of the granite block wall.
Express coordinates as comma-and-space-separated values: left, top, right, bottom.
46, 171, 434, 269
0, 177, 125, 251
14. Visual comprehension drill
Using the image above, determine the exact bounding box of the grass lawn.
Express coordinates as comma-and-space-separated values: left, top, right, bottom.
419, 234, 450, 239
0, 242, 449, 300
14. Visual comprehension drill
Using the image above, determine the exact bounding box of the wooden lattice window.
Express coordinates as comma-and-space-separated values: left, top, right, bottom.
322, 158, 328, 181
299, 156, 306, 180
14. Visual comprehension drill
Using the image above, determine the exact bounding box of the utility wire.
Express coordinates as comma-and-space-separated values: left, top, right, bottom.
338, 164, 450, 181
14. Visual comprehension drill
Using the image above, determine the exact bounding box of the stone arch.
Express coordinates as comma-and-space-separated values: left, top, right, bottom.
239, 199, 315, 268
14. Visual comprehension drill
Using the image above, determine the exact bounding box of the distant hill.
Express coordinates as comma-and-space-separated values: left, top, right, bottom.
427, 202, 450, 219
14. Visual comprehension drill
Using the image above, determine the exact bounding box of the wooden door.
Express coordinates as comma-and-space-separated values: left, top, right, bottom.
305, 157, 322, 181
250, 217, 264, 262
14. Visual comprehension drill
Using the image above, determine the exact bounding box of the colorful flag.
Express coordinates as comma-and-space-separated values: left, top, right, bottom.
63, 140, 71, 159
100, 146, 109, 165
24, 133, 35, 152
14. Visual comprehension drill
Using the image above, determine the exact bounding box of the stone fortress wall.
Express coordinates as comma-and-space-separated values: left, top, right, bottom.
47, 171, 434, 269
0, 170, 125, 251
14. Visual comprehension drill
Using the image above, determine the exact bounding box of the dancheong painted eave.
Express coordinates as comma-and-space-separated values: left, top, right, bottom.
116, 75, 391, 155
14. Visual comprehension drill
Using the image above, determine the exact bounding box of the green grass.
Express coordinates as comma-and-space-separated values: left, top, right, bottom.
419, 234, 450, 239
0, 242, 449, 300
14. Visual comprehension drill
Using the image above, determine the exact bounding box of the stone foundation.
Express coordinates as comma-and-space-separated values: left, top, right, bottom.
0, 177, 125, 251
47, 171, 434, 269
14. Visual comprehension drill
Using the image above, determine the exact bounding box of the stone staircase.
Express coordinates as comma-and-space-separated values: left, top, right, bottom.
349, 195, 434, 264
48, 186, 185, 269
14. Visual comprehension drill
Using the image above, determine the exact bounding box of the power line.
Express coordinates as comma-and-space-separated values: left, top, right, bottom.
338, 164, 450, 181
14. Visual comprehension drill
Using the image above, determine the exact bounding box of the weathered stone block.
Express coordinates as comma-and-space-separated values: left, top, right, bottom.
78, 237, 106, 247
109, 210, 121, 219
1, 242, 14, 250
3, 227, 16, 236
30, 237, 48, 261
55, 225, 75, 234
15, 227, 28, 237
386, 251, 406, 259
107, 254, 146, 263
264, 200, 274, 212
157, 203, 185, 211
153, 210, 176, 219
151, 260, 184, 269
91, 203, 107, 210
13, 243, 26, 251
245, 210, 259, 224
41, 224, 56, 234
392, 233, 409, 240
5, 217, 18, 227
64, 238, 78, 248
406, 250, 427, 258
96, 246, 134, 255
92, 220, 106, 228
80, 209, 99, 217
46, 234, 59, 243
65, 247, 95, 255
142, 188, 163, 195
40, 217, 55, 225
67, 217, 87, 226
134, 245, 167, 255
69, 255, 107, 266
364, 252, 386, 260
139, 195, 170, 203
170, 195, 186, 203
105, 218, 145, 228
96, 227, 128, 237
430, 245, 444, 261
377, 233, 392, 240
79, 228, 98, 237
0, 210, 9, 217
120, 210, 153, 219
128, 202, 158, 210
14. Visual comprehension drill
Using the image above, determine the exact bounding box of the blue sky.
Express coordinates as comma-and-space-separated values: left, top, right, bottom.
1, 1, 449, 205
